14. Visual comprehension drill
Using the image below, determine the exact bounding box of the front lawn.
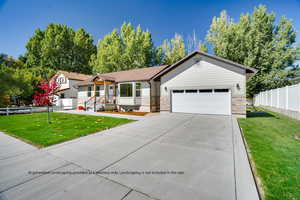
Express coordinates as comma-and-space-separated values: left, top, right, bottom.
0, 112, 133, 147
238, 108, 300, 200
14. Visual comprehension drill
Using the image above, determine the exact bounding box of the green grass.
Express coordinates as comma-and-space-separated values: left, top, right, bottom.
238, 107, 300, 200
0, 112, 133, 147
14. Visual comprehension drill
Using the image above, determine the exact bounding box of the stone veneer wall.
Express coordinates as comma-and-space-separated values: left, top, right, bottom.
150, 96, 160, 112
232, 96, 246, 115
160, 95, 170, 112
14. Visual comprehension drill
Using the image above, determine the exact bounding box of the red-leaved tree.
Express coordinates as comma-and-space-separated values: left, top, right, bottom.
33, 75, 59, 123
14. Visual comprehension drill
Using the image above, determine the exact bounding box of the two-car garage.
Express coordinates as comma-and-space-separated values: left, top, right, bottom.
171, 88, 231, 115
154, 51, 257, 117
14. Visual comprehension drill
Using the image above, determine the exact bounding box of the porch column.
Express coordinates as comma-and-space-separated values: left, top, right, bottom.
113, 84, 116, 104
93, 82, 96, 112
104, 81, 107, 104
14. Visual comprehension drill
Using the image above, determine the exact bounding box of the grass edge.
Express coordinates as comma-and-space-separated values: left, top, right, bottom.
237, 118, 265, 200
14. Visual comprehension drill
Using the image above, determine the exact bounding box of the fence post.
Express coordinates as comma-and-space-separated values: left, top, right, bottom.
276, 89, 279, 108
298, 83, 300, 113
285, 86, 289, 110
270, 90, 273, 107
6, 107, 9, 116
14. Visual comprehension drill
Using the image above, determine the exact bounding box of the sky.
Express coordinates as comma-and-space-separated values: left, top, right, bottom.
1, 0, 300, 58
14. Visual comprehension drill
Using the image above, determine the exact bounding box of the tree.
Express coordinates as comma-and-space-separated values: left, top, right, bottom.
187, 31, 208, 53
91, 23, 158, 73
25, 24, 96, 74
0, 54, 45, 106
33, 75, 59, 123
0, 64, 17, 106
206, 5, 299, 97
198, 42, 208, 53
160, 33, 186, 65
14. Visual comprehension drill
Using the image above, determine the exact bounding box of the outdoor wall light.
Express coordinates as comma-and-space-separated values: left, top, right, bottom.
236, 83, 240, 90
193, 57, 201, 63
164, 86, 167, 91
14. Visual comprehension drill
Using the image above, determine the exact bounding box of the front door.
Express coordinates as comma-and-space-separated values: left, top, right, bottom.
108, 85, 114, 103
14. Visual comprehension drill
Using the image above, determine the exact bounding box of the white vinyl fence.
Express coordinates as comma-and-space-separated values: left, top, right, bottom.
254, 83, 300, 112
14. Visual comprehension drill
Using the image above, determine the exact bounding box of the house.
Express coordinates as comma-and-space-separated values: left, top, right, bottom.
55, 51, 257, 116
291, 76, 300, 84
54, 71, 92, 109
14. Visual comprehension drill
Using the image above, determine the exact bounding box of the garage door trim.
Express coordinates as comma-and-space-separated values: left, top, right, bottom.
170, 88, 232, 115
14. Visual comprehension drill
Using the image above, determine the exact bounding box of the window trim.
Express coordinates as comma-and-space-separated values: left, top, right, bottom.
135, 83, 141, 97
214, 89, 229, 93
172, 90, 184, 93
120, 83, 133, 97
199, 89, 213, 93
185, 89, 198, 93
95, 85, 100, 97
87, 86, 92, 97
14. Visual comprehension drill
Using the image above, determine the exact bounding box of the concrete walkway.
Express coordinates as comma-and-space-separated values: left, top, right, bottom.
0, 113, 259, 200
56, 109, 146, 120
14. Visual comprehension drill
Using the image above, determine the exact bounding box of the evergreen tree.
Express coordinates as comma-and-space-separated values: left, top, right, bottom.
206, 5, 298, 97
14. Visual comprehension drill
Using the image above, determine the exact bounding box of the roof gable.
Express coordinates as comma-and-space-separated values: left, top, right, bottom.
153, 51, 257, 80
57, 70, 93, 81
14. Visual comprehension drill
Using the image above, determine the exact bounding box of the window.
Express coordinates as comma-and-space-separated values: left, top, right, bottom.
214, 89, 229, 93
57, 77, 66, 84
95, 86, 100, 97
185, 89, 197, 93
120, 83, 133, 97
173, 90, 184, 93
199, 89, 212, 93
135, 83, 141, 97
87, 86, 92, 97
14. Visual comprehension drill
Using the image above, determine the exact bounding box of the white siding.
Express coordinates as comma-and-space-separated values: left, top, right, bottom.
160, 54, 246, 97
117, 82, 150, 106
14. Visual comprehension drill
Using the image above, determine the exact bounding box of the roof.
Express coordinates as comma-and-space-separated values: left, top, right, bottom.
77, 65, 168, 86
153, 51, 258, 80
292, 76, 300, 80
91, 74, 116, 82
57, 88, 70, 93
291, 76, 300, 82
57, 70, 93, 81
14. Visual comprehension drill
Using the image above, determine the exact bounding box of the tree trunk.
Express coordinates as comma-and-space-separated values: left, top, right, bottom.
47, 105, 52, 124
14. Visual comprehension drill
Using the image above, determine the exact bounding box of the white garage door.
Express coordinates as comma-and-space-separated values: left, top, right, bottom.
171, 89, 231, 115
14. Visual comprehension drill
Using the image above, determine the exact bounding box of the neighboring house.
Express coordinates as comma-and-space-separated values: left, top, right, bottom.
291, 76, 300, 84
54, 71, 92, 109
56, 51, 257, 116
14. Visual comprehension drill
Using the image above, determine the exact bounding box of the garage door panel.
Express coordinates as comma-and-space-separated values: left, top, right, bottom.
172, 90, 231, 115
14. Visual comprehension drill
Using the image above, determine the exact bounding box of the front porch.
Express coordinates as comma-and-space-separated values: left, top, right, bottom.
84, 75, 117, 112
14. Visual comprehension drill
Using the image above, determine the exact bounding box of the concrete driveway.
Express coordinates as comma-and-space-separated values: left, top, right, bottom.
0, 113, 259, 200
